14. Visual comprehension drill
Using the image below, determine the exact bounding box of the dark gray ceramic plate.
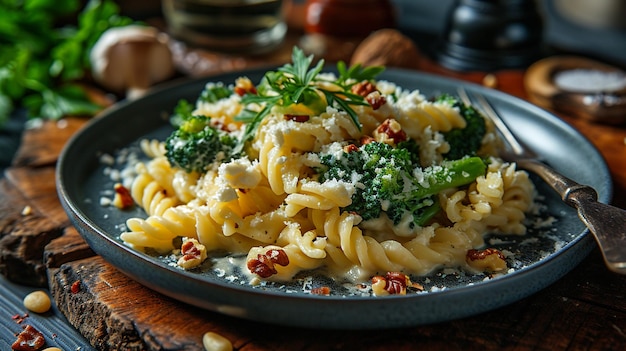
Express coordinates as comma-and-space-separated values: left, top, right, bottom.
57, 68, 612, 329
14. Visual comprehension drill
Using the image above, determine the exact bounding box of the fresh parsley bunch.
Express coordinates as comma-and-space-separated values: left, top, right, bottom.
233, 47, 384, 153
0, 0, 133, 125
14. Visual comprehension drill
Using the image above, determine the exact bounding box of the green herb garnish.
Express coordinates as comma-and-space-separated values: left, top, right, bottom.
233, 47, 384, 153
0, 0, 133, 124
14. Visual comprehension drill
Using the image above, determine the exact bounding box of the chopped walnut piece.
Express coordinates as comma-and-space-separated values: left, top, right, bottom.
267, 248, 289, 265
373, 118, 407, 145
351, 81, 377, 97
247, 248, 290, 278
365, 90, 387, 110
234, 77, 257, 96
177, 238, 208, 269
371, 272, 412, 296
12, 324, 45, 351
466, 248, 507, 272
371, 275, 390, 296
351, 81, 387, 110
113, 183, 134, 209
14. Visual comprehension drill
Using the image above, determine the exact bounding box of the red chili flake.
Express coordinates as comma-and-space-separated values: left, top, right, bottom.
234, 85, 258, 96
311, 286, 331, 295
234, 78, 258, 96
343, 144, 359, 153
114, 183, 134, 209
284, 114, 310, 122
71, 280, 81, 294
12, 324, 45, 351
12, 313, 28, 324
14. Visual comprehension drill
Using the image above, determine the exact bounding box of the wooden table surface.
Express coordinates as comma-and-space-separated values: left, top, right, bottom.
1, 40, 626, 350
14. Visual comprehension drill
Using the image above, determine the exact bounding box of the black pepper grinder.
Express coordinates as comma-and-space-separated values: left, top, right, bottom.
438, 0, 545, 72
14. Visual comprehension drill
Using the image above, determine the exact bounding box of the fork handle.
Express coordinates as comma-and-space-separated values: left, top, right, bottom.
517, 159, 626, 274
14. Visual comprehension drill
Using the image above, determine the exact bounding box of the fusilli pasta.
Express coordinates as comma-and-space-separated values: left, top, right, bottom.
114, 61, 536, 292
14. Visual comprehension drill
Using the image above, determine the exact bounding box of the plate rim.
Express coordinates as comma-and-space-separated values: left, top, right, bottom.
56, 67, 611, 329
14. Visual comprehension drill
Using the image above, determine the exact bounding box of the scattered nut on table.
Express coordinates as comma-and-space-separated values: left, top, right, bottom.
23, 290, 52, 314
203, 331, 233, 351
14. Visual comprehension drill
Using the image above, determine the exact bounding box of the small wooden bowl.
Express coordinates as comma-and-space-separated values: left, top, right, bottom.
524, 56, 626, 125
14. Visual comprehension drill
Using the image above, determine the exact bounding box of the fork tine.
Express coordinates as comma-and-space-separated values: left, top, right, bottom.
457, 86, 472, 107
457, 87, 530, 158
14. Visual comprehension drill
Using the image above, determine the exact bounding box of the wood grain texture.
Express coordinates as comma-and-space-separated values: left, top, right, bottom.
11, 118, 86, 168
0, 175, 64, 286
46, 249, 626, 351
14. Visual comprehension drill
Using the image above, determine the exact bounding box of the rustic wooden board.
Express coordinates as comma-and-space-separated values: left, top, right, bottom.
0, 173, 64, 287
12, 118, 86, 168
0, 118, 86, 287
45, 246, 626, 351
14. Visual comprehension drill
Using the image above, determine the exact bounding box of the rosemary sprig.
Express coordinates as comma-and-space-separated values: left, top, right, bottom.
233, 47, 384, 153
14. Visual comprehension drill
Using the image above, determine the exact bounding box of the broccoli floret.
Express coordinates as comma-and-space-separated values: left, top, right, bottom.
437, 94, 487, 160
169, 84, 234, 128
165, 115, 238, 173
169, 99, 195, 129
318, 141, 486, 228
199, 83, 233, 103
165, 84, 239, 173
319, 142, 412, 220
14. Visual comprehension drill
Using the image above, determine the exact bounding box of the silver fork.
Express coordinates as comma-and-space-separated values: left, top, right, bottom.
458, 87, 626, 274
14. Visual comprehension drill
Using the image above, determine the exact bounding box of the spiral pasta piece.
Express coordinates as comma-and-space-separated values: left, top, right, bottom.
130, 168, 181, 216
140, 139, 166, 158
481, 160, 534, 234
284, 180, 354, 216
396, 93, 467, 139
120, 205, 197, 253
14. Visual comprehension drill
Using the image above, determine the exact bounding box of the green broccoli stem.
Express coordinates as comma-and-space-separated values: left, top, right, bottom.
413, 202, 442, 227
389, 156, 486, 227
411, 156, 487, 200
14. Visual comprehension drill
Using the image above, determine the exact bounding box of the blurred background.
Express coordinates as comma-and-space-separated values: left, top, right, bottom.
394, 0, 626, 67
117, 0, 626, 67
2, 0, 625, 174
